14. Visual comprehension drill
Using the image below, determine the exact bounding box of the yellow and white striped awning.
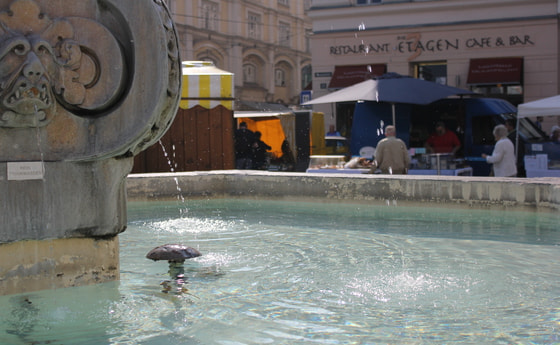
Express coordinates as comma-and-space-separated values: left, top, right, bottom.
180, 61, 234, 110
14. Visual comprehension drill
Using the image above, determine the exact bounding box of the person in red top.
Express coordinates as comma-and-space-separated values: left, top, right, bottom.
425, 121, 461, 155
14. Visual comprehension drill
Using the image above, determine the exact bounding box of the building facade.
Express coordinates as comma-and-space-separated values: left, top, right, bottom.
167, 0, 313, 107
307, 0, 560, 133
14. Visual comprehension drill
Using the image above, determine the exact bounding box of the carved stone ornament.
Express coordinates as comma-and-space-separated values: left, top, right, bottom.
0, 0, 181, 161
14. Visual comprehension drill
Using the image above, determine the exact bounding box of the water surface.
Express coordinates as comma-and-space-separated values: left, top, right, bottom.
1, 199, 559, 344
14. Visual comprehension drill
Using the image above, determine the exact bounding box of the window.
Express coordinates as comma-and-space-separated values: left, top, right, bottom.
275, 69, 285, 87
278, 0, 289, 6
243, 64, 256, 84
278, 22, 290, 47
248, 12, 262, 40
414, 61, 447, 85
305, 28, 312, 53
470, 85, 524, 106
301, 65, 312, 89
201, 1, 218, 31
466, 57, 524, 106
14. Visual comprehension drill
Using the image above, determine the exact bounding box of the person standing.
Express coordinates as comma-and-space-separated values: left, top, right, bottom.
535, 116, 544, 130
425, 121, 461, 155
482, 124, 517, 177
372, 125, 410, 174
326, 125, 341, 136
279, 139, 296, 171
234, 122, 256, 169
505, 118, 526, 177
252, 131, 271, 169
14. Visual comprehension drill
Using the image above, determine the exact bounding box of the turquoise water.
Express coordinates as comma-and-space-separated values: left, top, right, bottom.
1, 199, 559, 344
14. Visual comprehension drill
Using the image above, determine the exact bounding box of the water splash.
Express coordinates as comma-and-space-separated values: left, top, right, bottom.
385, 199, 398, 206
376, 120, 385, 136
34, 105, 45, 172
35, 105, 48, 232
158, 140, 187, 216
159, 140, 174, 172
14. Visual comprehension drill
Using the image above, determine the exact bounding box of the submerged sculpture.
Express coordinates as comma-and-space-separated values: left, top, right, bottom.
0, 0, 181, 295
147, 244, 202, 294
147, 244, 202, 263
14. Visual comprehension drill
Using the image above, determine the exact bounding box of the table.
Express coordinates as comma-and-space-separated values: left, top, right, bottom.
306, 167, 473, 176
409, 167, 473, 176
525, 169, 560, 178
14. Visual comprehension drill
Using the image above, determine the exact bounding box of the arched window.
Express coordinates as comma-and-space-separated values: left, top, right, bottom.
301, 64, 312, 89
275, 69, 285, 87
201, 1, 219, 31
243, 64, 256, 84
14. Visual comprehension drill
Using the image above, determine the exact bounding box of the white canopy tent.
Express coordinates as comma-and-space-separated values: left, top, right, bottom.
515, 95, 560, 175
517, 95, 560, 118
516, 94, 560, 146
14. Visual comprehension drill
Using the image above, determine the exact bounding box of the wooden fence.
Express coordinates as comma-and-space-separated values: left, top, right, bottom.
132, 105, 234, 173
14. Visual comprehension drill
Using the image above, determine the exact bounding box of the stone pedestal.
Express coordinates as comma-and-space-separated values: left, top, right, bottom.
0, 237, 119, 295
0, 0, 181, 295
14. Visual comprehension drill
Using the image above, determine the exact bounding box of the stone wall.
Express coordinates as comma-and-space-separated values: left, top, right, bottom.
126, 170, 560, 211
0, 237, 119, 295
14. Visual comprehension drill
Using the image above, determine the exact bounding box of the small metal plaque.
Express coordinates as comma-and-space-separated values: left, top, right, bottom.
7, 162, 45, 181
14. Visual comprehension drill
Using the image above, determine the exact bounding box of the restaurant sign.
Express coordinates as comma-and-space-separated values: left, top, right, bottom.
330, 33, 534, 60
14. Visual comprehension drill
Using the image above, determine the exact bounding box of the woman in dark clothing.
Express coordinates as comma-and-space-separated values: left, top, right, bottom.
252, 131, 271, 169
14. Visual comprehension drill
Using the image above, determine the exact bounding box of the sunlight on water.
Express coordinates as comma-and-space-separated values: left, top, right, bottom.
150, 217, 237, 235
1, 199, 559, 344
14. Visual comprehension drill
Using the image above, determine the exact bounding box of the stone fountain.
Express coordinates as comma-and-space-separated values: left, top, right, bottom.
0, 0, 181, 295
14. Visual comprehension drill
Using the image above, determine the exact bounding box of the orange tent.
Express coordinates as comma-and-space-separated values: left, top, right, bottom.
234, 111, 295, 159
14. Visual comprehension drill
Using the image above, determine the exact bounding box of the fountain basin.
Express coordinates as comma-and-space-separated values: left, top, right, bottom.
126, 170, 560, 211
0, 196, 558, 344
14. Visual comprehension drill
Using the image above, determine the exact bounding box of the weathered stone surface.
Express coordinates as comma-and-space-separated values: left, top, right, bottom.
0, 0, 181, 161
0, 0, 181, 294
0, 237, 119, 295
126, 171, 560, 211
0, 158, 132, 242
0, 0, 181, 240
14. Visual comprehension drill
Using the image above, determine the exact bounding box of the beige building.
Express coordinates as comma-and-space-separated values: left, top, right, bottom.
307, 0, 560, 132
167, 0, 313, 106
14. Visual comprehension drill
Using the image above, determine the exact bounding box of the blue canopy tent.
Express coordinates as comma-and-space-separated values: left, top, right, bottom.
352, 97, 519, 171
304, 73, 473, 125
350, 102, 412, 156
303, 73, 473, 157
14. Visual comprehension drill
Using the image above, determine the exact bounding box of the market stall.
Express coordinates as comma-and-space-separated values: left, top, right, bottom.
132, 61, 235, 173
306, 153, 473, 176
517, 95, 560, 177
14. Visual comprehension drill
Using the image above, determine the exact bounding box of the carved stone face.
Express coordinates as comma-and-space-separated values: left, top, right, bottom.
0, 0, 124, 128
0, 0, 181, 162
0, 33, 57, 126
